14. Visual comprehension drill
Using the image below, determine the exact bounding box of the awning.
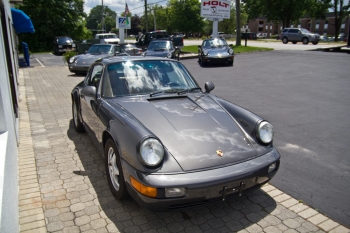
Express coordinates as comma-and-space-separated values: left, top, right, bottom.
11, 8, 35, 34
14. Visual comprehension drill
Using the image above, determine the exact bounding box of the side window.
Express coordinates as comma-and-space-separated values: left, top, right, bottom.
289, 29, 298, 34
88, 65, 103, 89
115, 46, 121, 53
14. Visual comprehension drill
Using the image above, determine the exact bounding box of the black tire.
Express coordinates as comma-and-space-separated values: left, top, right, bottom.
105, 139, 128, 200
292, 41, 297, 44
200, 57, 206, 67
282, 37, 288, 44
302, 37, 309, 45
72, 99, 85, 132
312, 42, 318, 45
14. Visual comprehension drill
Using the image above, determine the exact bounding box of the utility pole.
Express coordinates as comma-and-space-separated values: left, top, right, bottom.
153, 7, 156, 30
144, 0, 148, 32
101, 0, 104, 32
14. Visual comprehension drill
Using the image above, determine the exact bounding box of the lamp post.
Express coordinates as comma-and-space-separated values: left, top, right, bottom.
144, 0, 148, 32
152, 7, 156, 31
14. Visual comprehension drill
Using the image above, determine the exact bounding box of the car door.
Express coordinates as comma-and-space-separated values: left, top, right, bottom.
288, 29, 299, 41
80, 64, 103, 144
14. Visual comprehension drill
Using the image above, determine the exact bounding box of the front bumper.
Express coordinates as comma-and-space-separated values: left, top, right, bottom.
203, 55, 234, 64
122, 148, 280, 211
68, 63, 89, 73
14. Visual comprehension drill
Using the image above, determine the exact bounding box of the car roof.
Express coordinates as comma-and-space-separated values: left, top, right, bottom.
149, 40, 171, 42
100, 56, 175, 65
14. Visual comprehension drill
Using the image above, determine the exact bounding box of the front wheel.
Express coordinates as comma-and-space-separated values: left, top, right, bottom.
105, 139, 128, 200
72, 99, 85, 132
302, 38, 309, 45
282, 37, 288, 44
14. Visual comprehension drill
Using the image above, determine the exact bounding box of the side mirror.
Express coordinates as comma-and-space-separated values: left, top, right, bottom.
204, 82, 215, 93
198, 45, 202, 48
81, 86, 96, 97
228, 44, 233, 46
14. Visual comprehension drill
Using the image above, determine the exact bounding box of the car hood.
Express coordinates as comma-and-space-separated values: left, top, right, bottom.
145, 49, 173, 57
112, 93, 258, 171
205, 46, 230, 55
75, 53, 113, 65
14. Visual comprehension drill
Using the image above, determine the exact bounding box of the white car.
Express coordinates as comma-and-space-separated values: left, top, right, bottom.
95, 33, 120, 44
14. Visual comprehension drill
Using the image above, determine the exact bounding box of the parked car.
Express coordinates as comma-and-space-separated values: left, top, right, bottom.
119, 43, 143, 56
280, 28, 320, 45
143, 40, 179, 60
135, 30, 183, 49
210, 32, 226, 39
71, 56, 280, 211
67, 44, 128, 74
95, 33, 120, 44
198, 38, 234, 66
53, 36, 76, 55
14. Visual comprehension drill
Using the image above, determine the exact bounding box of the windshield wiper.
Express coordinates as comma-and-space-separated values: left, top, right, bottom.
150, 91, 164, 97
177, 87, 201, 95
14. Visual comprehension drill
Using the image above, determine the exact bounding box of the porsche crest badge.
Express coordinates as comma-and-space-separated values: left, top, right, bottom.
216, 150, 223, 157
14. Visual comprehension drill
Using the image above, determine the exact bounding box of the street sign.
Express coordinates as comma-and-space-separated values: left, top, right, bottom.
117, 17, 131, 29
200, 0, 230, 19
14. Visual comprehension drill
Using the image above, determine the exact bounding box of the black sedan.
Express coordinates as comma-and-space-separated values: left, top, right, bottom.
68, 44, 128, 74
143, 40, 179, 60
71, 56, 280, 210
198, 38, 234, 66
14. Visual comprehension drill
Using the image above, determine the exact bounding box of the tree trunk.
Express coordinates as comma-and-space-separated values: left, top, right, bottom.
235, 0, 241, 46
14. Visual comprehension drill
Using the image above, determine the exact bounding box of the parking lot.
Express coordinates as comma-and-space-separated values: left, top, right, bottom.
17, 49, 350, 232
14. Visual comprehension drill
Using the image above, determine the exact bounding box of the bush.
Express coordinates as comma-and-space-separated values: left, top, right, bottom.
62, 50, 77, 64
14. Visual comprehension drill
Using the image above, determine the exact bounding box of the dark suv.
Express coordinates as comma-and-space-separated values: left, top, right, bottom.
53, 36, 76, 55
280, 28, 320, 45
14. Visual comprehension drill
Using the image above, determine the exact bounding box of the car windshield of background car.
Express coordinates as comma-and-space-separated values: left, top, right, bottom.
88, 45, 113, 54
149, 42, 172, 51
58, 37, 73, 43
102, 61, 197, 97
300, 28, 311, 33
209, 39, 227, 48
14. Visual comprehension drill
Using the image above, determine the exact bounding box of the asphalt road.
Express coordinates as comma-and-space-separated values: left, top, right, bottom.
181, 50, 350, 228
28, 48, 350, 227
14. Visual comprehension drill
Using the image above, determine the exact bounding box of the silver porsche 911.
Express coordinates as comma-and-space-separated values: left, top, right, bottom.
71, 56, 280, 210
68, 44, 128, 74
198, 38, 234, 66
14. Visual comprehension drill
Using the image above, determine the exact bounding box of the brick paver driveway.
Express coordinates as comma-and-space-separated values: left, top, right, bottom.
17, 66, 349, 233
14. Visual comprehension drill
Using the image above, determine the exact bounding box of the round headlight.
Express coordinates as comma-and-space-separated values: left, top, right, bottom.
203, 49, 209, 56
228, 48, 234, 54
257, 121, 274, 144
166, 52, 172, 58
69, 56, 76, 63
139, 138, 164, 166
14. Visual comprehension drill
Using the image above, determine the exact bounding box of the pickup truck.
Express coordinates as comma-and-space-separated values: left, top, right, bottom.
135, 30, 184, 49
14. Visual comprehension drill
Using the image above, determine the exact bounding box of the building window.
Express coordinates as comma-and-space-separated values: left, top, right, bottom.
324, 24, 328, 29
341, 23, 345, 29
316, 24, 319, 29
298, 24, 301, 28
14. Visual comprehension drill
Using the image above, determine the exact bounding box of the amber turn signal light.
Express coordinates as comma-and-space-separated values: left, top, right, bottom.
130, 176, 157, 198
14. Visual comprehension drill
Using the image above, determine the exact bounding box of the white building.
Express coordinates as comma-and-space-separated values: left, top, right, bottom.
0, 0, 33, 232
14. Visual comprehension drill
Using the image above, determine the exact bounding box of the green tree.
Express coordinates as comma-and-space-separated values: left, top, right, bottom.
329, 0, 350, 41
168, 0, 205, 37
86, 5, 117, 34
17, 0, 89, 52
243, 0, 330, 29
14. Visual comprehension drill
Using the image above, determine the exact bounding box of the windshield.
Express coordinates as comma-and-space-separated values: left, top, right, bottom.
58, 37, 73, 43
300, 28, 311, 33
148, 41, 174, 51
202, 38, 227, 48
87, 45, 113, 54
102, 60, 198, 97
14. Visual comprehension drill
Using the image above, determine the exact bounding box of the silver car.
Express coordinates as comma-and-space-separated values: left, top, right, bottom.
280, 28, 320, 45
68, 44, 128, 74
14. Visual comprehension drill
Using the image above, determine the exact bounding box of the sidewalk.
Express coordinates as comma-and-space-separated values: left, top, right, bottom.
17, 66, 350, 233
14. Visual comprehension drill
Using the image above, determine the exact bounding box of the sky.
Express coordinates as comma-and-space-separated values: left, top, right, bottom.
83, 0, 168, 16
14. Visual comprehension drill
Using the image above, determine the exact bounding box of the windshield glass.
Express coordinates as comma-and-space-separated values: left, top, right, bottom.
300, 28, 311, 33
87, 45, 113, 54
102, 60, 198, 97
58, 37, 73, 43
202, 38, 227, 48
148, 41, 174, 51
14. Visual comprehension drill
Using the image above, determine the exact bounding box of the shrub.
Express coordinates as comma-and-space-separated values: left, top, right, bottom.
62, 50, 77, 64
